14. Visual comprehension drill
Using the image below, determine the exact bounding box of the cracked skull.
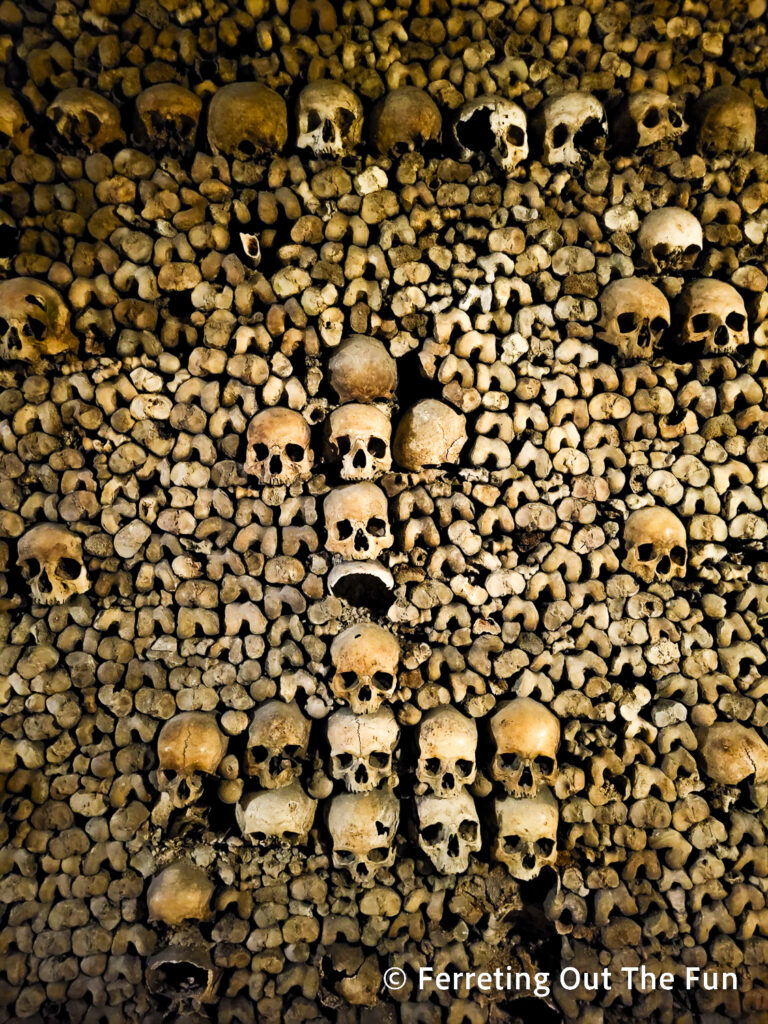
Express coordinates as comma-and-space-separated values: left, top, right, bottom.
490, 698, 560, 798
135, 83, 202, 151
327, 706, 399, 792
236, 781, 317, 845
393, 400, 467, 471
327, 789, 399, 885
493, 788, 559, 881
417, 790, 481, 875
330, 623, 399, 714
620, 89, 686, 149
18, 524, 88, 605
623, 507, 687, 583
597, 278, 670, 361
156, 712, 227, 809
245, 700, 311, 789
453, 96, 528, 173
46, 88, 125, 152
207, 82, 288, 160
638, 208, 703, 274
417, 706, 477, 796
537, 92, 607, 166
678, 279, 749, 356
0, 88, 32, 152
296, 80, 363, 158
326, 404, 392, 480
324, 483, 393, 561
370, 87, 441, 157
696, 86, 756, 158
0, 278, 77, 367
328, 336, 397, 404
696, 723, 768, 786
245, 408, 312, 486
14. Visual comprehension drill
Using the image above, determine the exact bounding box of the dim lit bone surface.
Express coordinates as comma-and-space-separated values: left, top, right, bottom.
46, 87, 125, 152
236, 781, 317, 844
324, 483, 393, 561
330, 623, 399, 714
296, 80, 363, 158
327, 706, 399, 792
147, 863, 213, 926
490, 698, 560, 798
493, 788, 559, 881
0, 87, 32, 152
620, 88, 687, 148
369, 87, 441, 157
638, 208, 703, 274
536, 92, 607, 167
416, 706, 477, 796
0, 278, 77, 366
416, 790, 482, 874
695, 85, 756, 157
207, 81, 287, 159
18, 523, 88, 604
155, 712, 228, 809
245, 700, 311, 789
327, 789, 399, 885
135, 83, 202, 151
453, 96, 529, 172
623, 507, 687, 583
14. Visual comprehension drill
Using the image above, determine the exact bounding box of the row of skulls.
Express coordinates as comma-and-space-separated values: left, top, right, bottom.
1, 81, 758, 165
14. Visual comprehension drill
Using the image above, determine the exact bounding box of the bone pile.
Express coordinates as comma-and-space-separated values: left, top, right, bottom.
1, 0, 768, 1023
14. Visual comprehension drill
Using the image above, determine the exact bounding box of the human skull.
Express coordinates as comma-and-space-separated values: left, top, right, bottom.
453, 96, 528, 173
620, 89, 686, 149
393, 400, 467, 471
0, 87, 32, 152
327, 706, 399, 792
328, 336, 397, 404
535, 92, 607, 166
696, 722, 768, 786
244, 408, 312, 486
46, 88, 126, 152
623, 507, 687, 583
146, 946, 215, 1003
637, 208, 703, 274
678, 279, 749, 356
369, 87, 441, 158
324, 483, 393, 561
327, 790, 399, 885
147, 863, 213, 926
597, 278, 670, 361
207, 82, 288, 160
0, 278, 78, 367
245, 700, 311, 789
236, 781, 317, 844
330, 623, 399, 714
135, 83, 202, 151
296, 80, 363, 158
493, 788, 559, 881
490, 698, 560, 798
416, 706, 477, 796
156, 712, 227, 809
416, 790, 481, 875
18, 524, 88, 605
695, 86, 756, 158
326, 404, 392, 481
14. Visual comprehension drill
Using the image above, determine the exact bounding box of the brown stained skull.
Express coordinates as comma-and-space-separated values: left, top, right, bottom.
330, 623, 400, 714
620, 89, 686, 149
493, 788, 559, 881
623, 507, 687, 583
597, 278, 670, 361
536, 92, 607, 167
147, 863, 214, 926
327, 789, 399, 885
326, 404, 392, 481
369, 87, 441, 158
46, 88, 125, 153
146, 946, 216, 1003
296, 80, 363, 158
207, 82, 287, 160
18, 524, 88, 605
416, 706, 477, 796
328, 336, 397, 404
416, 790, 481, 874
0, 87, 32, 152
155, 712, 227, 809
244, 408, 312, 486
637, 208, 703, 274
135, 83, 202, 151
327, 706, 399, 792
695, 86, 756, 158
490, 698, 560, 798
0, 278, 78, 367
453, 96, 528, 173
393, 400, 467, 471
678, 279, 749, 356
245, 700, 310, 789
323, 483, 393, 561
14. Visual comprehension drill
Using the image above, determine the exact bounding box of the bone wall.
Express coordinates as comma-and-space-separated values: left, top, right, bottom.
1, 1, 768, 1023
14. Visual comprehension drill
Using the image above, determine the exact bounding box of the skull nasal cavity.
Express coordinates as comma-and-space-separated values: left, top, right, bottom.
457, 110, 495, 152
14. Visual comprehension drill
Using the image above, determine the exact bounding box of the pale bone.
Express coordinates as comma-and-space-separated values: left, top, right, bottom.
236, 781, 317, 843
327, 789, 399, 884
393, 400, 467, 470
46, 87, 125, 152
0, 278, 77, 366
245, 700, 311, 789
696, 85, 756, 157
416, 706, 477, 796
536, 92, 607, 166
324, 483, 393, 561
18, 524, 88, 605
490, 697, 560, 797
623, 507, 687, 583
678, 279, 749, 356
327, 706, 399, 791
369, 87, 441, 157
637, 208, 703, 274
207, 82, 287, 160
416, 790, 481, 874
244, 408, 312, 485
453, 96, 528, 172
326, 404, 392, 480
328, 335, 397, 403
156, 712, 227, 809
696, 723, 768, 786
135, 83, 202, 150
147, 863, 214, 926
296, 80, 363, 158
597, 278, 670, 361
493, 788, 559, 880
330, 622, 399, 714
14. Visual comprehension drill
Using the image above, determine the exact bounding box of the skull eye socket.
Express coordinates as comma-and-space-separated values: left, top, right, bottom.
372, 671, 394, 692
617, 312, 640, 333
551, 122, 569, 148
668, 109, 682, 128
421, 823, 443, 845
335, 849, 356, 863
335, 519, 353, 540
642, 106, 660, 128
368, 437, 387, 458
691, 313, 711, 333
336, 435, 352, 456
253, 443, 269, 461
456, 109, 495, 153
650, 316, 668, 334
21, 558, 41, 580
57, 558, 82, 581
306, 110, 322, 132
367, 517, 386, 537
726, 312, 746, 331
670, 545, 686, 565
284, 744, 301, 758
536, 838, 555, 857
684, 243, 701, 256
507, 125, 525, 148
502, 835, 522, 852
425, 757, 441, 775
340, 671, 358, 690
574, 117, 605, 151
336, 753, 353, 768
459, 820, 478, 841
536, 756, 555, 776
282, 831, 301, 843
636, 543, 655, 562
250, 745, 268, 764
368, 846, 390, 863
455, 759, 473, 778
499, 753, 520, 770
369, 752, 390, 769
337, 107, 356, 132
285, 444, 305, 463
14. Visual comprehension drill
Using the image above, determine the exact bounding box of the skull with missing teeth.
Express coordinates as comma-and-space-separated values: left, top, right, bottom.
135, 83, 202, 151
245, 408, 312, 486
245, 701, 310, 789
18, 524, 88, 605
326, 404, 392, 480
416, 706, 477, 796
623, 507, 687, 583
330, 623, 399, 714
537, 92, 607, 166
155, 712, 227, 809
620, 89, 686, 149
417, 790, 481, 875
0, 278, 77, 367
327, 706, 399, 792
597, 278, 670, 361
370, 87, 441, 158
493, 789, 558, 881
327, 790, 399, 886
695, 86, 756, 158
490, 698, 560, 798
678, 279, 749, 356
324, 483, 393, 560
638, 208, 703, 274
453, 96, 528, 173
46, 88, 125, 152
296, 80, 363, 158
